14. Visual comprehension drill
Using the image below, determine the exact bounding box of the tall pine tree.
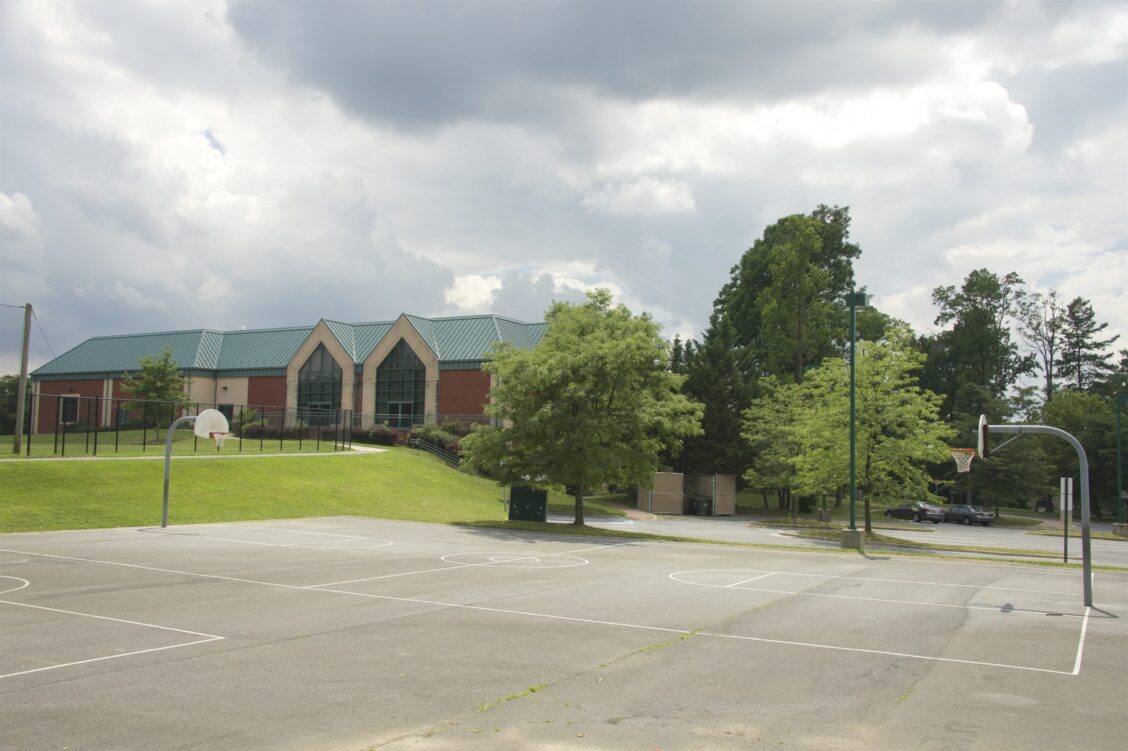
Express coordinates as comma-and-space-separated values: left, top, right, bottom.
1056, 297, 1119, 391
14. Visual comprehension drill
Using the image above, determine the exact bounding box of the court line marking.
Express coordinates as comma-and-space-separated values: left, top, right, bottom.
637, 539, 1085, 577
669, 571, 1087, 619
313, 542, 633, 587
671, 568, 1077, 597
726, 573, 776, 587
0, 545, 1092, 675
304, 585, 1081, 676
0, 598, 224, 680
139, 528, 393, 549
0, 576, 31, 595
1072, 607, 1091, 676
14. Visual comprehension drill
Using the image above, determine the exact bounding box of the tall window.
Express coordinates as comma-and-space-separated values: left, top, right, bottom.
298, 344, 342, 425
376, 339, 425, 428
60, 395, 79, 424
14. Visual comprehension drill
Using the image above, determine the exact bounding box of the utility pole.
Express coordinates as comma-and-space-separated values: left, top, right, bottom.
13, 303, 31, 454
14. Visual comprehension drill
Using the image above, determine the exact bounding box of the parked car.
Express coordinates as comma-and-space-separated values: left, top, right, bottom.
943, 504, 995, 526
883, 501, 944, 523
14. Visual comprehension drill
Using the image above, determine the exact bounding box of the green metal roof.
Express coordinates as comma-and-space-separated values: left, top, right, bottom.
31, 314, 544, 380
214, 327, 314, 370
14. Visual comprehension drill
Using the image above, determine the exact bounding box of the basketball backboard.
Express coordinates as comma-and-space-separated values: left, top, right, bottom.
193, 408, 230, 439
977, 414, 989, 458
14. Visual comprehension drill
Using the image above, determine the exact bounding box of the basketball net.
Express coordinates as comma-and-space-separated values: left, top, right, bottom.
210, 432, 229, 450
950, 448, 975, 473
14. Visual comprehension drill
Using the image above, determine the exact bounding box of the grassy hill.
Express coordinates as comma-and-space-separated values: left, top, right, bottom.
0, 448, 511, 532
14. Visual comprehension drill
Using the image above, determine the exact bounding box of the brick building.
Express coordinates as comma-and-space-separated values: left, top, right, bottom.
28, 313, 545, 433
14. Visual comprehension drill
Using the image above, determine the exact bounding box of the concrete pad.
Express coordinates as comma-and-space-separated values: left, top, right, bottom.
1, 518, 1125, 750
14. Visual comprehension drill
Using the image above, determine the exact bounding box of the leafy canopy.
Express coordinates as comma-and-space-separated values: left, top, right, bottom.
121, 347, 189, 406
459, 290, 703, 524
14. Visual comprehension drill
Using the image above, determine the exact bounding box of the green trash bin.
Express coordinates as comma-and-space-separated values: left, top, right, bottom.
508, 486, 548, 522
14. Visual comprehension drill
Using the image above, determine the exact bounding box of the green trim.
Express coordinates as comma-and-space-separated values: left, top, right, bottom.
439, 361, 486, 371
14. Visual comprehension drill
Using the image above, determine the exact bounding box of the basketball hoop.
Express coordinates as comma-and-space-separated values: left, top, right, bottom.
210, 432, 229, 450
950, 448, 975, 473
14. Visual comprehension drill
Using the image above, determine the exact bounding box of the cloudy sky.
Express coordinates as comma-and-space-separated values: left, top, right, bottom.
1, 0, 1126, 373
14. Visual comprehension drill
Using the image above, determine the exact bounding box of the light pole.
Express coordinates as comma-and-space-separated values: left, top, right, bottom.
843, 290, 870, 547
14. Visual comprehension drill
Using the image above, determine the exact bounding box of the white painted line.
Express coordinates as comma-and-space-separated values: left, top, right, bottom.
311, 563, 479, 588
726, 573, 776, 588
0, 576, 30, 595
311, 543, 633, 588
669, 571, 1086, 619
0, 545, 1092, 677
638, 539, 1084, 577
139, 529, 393, 549
304, 585, 1079, 675
0, 598, 224, 638
0, 637, 224, 680
1072, 607, 1091, 676
0, 598, 225, 680
212, 525, 370, 541
671, 568, 1076, 597
700, 630, 1075, 675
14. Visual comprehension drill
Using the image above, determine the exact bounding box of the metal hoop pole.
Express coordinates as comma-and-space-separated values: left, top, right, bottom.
989, 423, 1092, 607
163, 415, 197, 528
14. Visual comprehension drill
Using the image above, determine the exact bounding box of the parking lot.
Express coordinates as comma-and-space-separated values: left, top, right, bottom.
2, 518, 1126, 750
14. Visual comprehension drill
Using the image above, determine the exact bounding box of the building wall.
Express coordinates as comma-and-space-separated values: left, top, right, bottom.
185, 375, 217, 408
34, 379, 105, 432
284, 321, 355, 414
248, 376, 287, 408
216, 376, 249, 411
438, 370, 491, 417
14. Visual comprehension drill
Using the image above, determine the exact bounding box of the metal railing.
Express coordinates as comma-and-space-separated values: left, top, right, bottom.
407, 438, 461, 468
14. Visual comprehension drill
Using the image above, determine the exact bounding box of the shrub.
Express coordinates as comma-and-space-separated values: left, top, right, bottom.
410, 424, 460, 449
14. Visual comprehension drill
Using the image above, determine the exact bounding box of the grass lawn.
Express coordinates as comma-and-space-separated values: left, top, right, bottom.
0, 448, 630, 533
0, 448, 507, 532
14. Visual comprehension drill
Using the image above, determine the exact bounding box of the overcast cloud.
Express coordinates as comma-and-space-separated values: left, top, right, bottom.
1, 0, 1125, 373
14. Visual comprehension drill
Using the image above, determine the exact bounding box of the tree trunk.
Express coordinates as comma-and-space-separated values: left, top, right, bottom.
762, 491, 769, 510
834, 485, 843, 509
573, 484, 585, 526
789, 489, 798, 523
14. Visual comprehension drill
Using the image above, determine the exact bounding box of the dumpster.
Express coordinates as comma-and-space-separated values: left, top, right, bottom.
508, 486, 548, 522
689, 495, 712, 516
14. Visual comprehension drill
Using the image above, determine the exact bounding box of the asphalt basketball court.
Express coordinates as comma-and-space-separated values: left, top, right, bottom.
2, 517, 1126, 750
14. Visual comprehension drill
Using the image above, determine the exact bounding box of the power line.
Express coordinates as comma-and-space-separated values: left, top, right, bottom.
0, 303, 29, 309
32, 309, 56, 358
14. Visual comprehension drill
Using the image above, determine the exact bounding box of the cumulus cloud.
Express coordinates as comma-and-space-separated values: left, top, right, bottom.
1, 0, 1125, 376
582, 177, 696, 216
0, 192, 39, 239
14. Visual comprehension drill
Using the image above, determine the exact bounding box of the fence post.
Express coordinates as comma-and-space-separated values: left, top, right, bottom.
92, 396, 100, 455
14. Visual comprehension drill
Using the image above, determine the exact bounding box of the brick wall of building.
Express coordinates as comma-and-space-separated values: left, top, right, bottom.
437, 370, 491, 418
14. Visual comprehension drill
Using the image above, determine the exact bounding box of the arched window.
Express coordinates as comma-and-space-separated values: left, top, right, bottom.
298, 343, 342, 425
376, 339, 425, 428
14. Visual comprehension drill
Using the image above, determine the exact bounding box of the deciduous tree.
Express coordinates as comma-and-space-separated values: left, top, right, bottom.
121, 348, 189, 415
459, 290, 703, 525
790, 325, 954, 532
